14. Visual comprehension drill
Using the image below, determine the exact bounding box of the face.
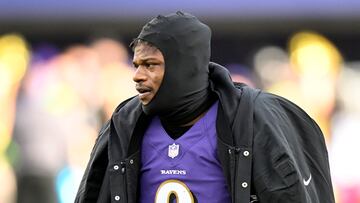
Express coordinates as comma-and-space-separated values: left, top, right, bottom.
133, 43, 165, 105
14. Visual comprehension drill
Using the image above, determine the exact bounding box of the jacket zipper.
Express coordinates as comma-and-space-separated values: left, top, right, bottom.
120, 161, 128, 203
234, 147, 241, 201
229, 146, 241, 203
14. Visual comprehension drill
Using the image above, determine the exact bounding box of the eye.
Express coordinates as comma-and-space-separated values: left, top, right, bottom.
145, 63, 157, 69
148, 62, 160, 67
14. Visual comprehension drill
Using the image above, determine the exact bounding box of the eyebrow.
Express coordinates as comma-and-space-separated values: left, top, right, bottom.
133, 57, 161, 64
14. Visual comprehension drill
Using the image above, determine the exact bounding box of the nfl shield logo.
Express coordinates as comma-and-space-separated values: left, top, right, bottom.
168, 143, 180, 159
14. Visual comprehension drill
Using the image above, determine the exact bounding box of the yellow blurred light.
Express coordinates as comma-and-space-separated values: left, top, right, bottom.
0, 33, 29, 203
0, 34, 29, 55
0, 62, 13, 96
0, 53, 28, 82
0, 33, 30, 153
0, 34, 30, 85
289, 31, 342, 78
288, 31, 342, 143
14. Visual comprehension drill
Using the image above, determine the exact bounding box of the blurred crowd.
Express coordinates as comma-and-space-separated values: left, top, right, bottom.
0, 31, 359, 203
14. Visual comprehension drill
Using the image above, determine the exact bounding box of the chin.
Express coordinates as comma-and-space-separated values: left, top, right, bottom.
140, 99, 150, 105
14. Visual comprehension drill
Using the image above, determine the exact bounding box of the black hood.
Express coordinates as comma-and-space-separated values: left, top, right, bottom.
131, 11, 214, 125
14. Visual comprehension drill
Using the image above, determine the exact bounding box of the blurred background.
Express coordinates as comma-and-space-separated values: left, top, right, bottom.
0, 1, 360, 202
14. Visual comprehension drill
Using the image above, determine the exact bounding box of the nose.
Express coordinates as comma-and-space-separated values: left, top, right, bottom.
133, 66, 147, 83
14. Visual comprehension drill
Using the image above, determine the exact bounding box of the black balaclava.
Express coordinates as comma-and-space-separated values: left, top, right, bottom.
131, 11, 214, 126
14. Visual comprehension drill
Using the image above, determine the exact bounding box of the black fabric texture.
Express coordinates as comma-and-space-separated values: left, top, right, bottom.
160, 93, 217, 139
131, 11, 213, 126
161, 120, 192, 140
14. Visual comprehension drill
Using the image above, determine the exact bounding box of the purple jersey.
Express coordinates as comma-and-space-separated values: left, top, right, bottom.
140, 102, 231, 203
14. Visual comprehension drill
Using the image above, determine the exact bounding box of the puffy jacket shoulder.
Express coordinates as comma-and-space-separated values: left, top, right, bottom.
251, 92, 334, 203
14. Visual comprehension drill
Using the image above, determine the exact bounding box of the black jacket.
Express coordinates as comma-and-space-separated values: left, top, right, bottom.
75, 64, 334, 203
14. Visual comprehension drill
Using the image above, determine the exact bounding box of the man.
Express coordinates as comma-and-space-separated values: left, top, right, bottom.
75, 12, 335, 203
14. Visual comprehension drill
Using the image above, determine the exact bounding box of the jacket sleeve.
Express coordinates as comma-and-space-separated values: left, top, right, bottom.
251, 93, 334, 203
74, 120, 110, 203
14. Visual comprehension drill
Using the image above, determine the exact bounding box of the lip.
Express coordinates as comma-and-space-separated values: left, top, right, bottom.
135, 85, 152, 100
138, 91, 151, 100
136, 85, 151, 92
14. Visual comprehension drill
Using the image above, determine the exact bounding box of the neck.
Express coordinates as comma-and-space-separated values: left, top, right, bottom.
156, 89, 217, 127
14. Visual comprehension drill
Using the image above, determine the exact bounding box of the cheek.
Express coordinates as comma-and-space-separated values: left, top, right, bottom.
155, 71, 165, 89
153, 76, 163, 91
